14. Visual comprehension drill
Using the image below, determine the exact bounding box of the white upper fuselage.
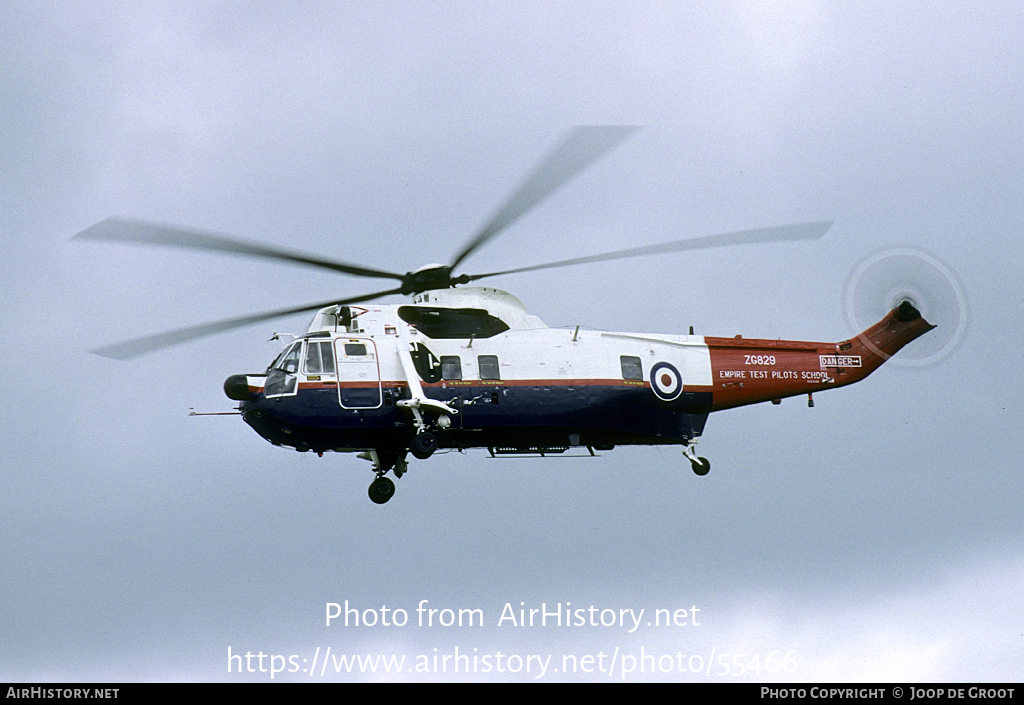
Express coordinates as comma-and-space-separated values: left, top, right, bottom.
298, 287, 714, 389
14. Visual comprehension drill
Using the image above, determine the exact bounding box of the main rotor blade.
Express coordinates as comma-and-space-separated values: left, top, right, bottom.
448, 125, 640, 272
465, 220, 833, 282
75, 217, 405, 282
90, 287, 404, 360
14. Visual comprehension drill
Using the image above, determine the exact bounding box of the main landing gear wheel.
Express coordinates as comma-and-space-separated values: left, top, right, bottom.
368, 476, 395, 504
690, 457, 711, 476
410, 431, 438, 460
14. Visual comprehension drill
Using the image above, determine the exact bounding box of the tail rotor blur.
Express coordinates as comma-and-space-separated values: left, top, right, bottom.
843, 246, 968, 367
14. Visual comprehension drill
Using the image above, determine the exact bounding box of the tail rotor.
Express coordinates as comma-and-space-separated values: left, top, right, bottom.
843, 246, 968, 367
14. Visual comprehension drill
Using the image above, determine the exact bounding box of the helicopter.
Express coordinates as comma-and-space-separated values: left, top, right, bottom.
75, 126, 935, 504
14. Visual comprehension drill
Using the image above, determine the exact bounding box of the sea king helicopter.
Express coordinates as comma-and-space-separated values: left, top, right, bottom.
76, 126, 935, 504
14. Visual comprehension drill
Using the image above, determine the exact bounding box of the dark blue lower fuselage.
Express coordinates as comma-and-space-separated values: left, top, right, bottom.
240, 383, 711, 455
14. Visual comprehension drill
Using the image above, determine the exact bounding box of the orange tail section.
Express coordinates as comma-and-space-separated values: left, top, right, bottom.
836, 300, 936, 372
703, 302, 935, 411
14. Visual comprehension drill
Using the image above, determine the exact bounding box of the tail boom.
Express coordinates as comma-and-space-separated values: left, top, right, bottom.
700, 302, 935, 411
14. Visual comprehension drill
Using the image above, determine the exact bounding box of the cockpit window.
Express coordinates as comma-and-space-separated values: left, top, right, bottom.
271, 342, 302, 374
266, 341, 302, 397
305, 341, 336, 375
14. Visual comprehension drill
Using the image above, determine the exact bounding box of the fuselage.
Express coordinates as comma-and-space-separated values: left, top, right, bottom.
225, 287, 933, 457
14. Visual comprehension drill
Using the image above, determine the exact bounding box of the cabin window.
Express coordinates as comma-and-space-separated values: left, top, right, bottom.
305, 341, 336, 375
478, 355, 500, 380
620, 355, 643, 380
343, 342, 368, 357
441, 355, 463, 380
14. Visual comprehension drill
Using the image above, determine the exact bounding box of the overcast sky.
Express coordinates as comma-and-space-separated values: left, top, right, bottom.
3, 1, 1022, 682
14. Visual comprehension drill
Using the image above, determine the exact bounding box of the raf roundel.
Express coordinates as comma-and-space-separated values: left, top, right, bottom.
650, 361, 683, 401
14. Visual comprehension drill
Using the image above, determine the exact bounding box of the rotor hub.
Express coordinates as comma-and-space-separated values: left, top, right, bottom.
401, 265, 470, 294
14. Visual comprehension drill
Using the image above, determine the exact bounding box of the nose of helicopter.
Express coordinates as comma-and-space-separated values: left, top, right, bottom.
224, 374, 253, 401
